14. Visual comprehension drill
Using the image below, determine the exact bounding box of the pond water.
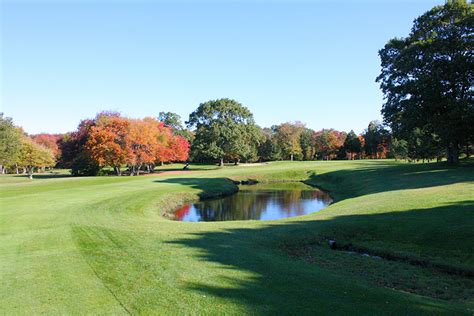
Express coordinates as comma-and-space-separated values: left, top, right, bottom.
174, 182, 332, 222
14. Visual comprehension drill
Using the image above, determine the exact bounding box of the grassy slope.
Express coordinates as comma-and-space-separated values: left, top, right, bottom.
0, 160, 473, 314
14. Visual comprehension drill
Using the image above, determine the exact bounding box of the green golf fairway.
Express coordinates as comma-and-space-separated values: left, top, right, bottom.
1, 160, 473, 314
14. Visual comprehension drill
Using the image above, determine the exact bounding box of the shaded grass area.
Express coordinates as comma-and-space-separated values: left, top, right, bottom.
74, 223, 467, 315
310, 160, 474, 200
1, 160, 473, 314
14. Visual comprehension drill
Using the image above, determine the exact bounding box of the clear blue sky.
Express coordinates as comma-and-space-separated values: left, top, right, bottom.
1, 0, 442, 135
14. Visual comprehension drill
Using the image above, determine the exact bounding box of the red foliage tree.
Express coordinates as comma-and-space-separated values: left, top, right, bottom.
153, 121, 174, 165
31, 134, 62, 160
168, 135, 190, 162
313, 129, 346, 160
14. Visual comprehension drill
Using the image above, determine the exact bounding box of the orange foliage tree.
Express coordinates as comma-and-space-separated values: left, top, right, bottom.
126, 118, 160, 175
86, 113, 130, 176
85, 113, 190, 176
313, 129, 346, 160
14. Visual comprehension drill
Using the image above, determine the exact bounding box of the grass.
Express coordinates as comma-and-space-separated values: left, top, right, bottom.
0, 160, 473, 314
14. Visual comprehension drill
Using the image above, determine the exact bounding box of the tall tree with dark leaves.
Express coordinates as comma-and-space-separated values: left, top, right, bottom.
343, 130, 362, 160
363, 121, 389, 159
377, 0, 473, 163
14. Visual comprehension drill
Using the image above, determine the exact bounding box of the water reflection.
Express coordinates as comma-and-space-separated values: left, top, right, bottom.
174, 183, 332, 222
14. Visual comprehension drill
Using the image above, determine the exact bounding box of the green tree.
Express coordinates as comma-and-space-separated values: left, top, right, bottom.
187, 99, 262, 166
273, 122, 304, 161
17, 137, 55, 179
377, 0, 473, 163
407, 128, 444, 162
363, 121, 389, 158
300, 128, 317, 160
258, 128, 283, 161
0, 113, 22, 173
390, 138, 408, 161
343, 130, 362, 160
158, 111, 183, 131
158, 111, 194, 142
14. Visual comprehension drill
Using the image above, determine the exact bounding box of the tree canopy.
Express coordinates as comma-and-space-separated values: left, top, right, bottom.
187, 98, 262, 165
377, 0, 473, 163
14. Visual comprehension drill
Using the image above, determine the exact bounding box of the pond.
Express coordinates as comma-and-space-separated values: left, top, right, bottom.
174, 182, 332, 222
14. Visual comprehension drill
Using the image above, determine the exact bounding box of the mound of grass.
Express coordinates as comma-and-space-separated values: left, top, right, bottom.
0, 160, 472, 314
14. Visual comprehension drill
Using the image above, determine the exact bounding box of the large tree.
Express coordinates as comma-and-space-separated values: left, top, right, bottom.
187, 98, 262, 166
86, 112, 130, 176
377, 0, 473, 163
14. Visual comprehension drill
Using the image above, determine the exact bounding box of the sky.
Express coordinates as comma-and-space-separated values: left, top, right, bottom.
1, 0, 443, 135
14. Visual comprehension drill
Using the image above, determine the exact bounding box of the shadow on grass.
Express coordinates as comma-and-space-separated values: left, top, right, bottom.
153, 162, 474, 312
166, 200, 474, 313
154, 161, 473, 204
13, 173, 73, 179
154, 163, 220, 172
309, 161, 474, 201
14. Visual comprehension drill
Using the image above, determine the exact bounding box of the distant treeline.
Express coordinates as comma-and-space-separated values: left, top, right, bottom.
1, 97, 470, 178
0, 112, 190, 177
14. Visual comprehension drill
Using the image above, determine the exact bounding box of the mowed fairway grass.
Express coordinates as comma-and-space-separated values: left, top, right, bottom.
1, 160, 473, 314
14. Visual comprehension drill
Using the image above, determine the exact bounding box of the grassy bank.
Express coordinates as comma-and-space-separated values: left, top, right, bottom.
1, 160, 473, 314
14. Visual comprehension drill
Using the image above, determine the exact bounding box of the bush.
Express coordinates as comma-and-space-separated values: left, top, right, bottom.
97, 168, 115, 176
71, 153, 100, 176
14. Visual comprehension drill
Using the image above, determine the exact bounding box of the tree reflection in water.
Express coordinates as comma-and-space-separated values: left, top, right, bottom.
175, 183, 332, 222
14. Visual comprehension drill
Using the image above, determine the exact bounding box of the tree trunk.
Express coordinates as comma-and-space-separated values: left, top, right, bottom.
219, 158, 224, 167
447, 143, 459, 164
0, 165, 3, 174
27, 166, 33, 179
115, 166, 121, 176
